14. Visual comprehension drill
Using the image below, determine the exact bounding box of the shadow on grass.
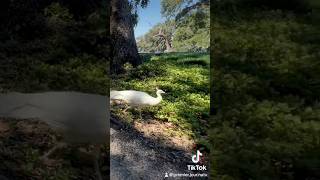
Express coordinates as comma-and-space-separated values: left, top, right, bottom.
113, 52, 210, 152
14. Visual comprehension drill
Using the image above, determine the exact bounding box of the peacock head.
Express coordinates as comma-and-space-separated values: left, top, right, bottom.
156, 87, 166, 94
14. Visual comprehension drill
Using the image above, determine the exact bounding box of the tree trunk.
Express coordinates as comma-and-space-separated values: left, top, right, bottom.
165, 38, 172, 52
110, 0, 141, 74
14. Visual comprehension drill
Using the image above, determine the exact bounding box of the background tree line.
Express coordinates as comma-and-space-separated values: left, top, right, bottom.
136, 7, 209, 53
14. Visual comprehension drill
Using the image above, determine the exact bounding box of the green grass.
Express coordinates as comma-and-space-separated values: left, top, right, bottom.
0, 54, 109, 95
112, 52, 210, 145
210, 7, 320, 179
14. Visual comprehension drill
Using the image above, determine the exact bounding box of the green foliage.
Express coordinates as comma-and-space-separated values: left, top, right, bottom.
0, 1, 109, 94
137, 6, 209, 52
35, 55, 108, 94
173, 8, 210, 51
137, 0, 209, 52
161, 0, 209, 18
161, 0, 186, 18
44, 2, 74, 24
212, 0, 312, 13
112, 53, 209, 138
210, 4, 320, 180
137, 20, 176, 52
129, 0, 150, 25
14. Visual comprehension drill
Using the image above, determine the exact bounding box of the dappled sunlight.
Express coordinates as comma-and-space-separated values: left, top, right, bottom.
133, 120, 195, 151
112, 53, 210, 151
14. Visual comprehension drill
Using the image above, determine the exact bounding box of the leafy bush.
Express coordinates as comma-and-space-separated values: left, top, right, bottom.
210, 6, 320, 180
0, 2, 109, 94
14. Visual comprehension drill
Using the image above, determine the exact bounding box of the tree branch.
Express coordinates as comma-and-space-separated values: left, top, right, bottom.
175, 0, 209, 21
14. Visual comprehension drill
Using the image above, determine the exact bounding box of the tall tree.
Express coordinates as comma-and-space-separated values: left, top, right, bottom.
111, 0, 149, 74
153, 20, 175, 52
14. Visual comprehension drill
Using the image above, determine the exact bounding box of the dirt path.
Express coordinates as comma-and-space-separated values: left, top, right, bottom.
110, 118, 209, 179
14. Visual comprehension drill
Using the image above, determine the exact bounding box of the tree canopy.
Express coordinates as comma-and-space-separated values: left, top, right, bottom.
161, 0, 209, 19
137, 0, 209, 52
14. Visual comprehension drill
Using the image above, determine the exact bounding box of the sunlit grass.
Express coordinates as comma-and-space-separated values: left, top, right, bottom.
112, 53, 210, 141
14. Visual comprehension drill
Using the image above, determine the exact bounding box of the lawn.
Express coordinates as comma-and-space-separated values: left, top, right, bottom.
210, 7, 320, 179
111, 52, 210, 150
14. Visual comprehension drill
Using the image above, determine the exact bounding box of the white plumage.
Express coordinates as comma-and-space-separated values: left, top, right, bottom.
110, 88, 165, 107
0, 92, 108, 180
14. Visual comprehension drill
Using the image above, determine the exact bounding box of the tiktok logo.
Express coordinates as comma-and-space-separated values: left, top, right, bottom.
192, 150, 203, 163
188, 150, 207, 171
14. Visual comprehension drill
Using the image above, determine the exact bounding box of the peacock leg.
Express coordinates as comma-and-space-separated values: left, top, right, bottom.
139, 108, 142, 120
123, 105, 130, 112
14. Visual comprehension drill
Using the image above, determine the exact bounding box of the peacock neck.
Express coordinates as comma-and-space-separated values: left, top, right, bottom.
156, 91, 163, 102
